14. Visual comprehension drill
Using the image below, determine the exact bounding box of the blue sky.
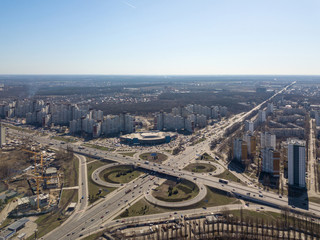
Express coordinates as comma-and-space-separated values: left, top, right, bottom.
0, 0, 319, 75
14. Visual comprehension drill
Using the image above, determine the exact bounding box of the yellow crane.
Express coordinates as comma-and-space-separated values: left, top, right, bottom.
23, 149, 44, 175
23, 149, 49, 210
32, 175, 52, 210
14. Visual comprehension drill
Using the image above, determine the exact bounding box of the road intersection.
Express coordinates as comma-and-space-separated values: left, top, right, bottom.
7, 81, 319, 239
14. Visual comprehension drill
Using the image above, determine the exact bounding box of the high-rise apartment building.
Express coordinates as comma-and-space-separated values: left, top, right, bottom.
260, 132, 276, 149
261, 148, 280, 176
288, 139, 306, 188
0, 123, 6, 147
243, 133, 256, 156
233, 138, 248, 164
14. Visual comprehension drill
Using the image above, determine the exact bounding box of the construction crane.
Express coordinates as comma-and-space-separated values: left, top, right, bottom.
23, 149, 49, 210
23, 149, 44, 175
32, 175, 52, 210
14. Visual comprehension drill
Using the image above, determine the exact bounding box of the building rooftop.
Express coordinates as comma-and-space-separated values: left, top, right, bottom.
7, 218, 29, 231
121, 131, 177, 141
0, 229, 14, 239
45, 167, 57, 175
18, 197, 30, 205
287, 139, 306, 146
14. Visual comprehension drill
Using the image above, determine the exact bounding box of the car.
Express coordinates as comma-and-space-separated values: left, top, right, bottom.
279, 195, 282, 198
174, 212, 177, 214
81, 227, 85, 230
101, 216, 104, 218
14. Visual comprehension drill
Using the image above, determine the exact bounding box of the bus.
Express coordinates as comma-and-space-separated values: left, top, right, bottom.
219, 179, 229, 184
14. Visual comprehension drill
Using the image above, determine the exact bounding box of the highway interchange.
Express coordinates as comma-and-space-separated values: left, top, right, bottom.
7, 81, 320, 239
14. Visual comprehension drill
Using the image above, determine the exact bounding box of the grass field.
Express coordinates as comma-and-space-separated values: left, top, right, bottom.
185, 186, 240, 210
82, 230, 105, 240
60, 189, 78, 207
117, 186, 240, 219
100, 165, 143, 184
139, 152, 168, 163
117, 198, 169, 219
309, 197, 320, 204
121, 152, 136, 157
184, 163, 216, 173
153, 179, 199, 202
228, 209, 281, 222
215, 169, 242, 184
83, 143, 114, 152
196, 152, 214, 161
62, 156, 79, 187
87, 161, 116, 204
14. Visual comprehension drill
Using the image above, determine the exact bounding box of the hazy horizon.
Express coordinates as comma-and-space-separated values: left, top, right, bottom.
1, 0, 319, 75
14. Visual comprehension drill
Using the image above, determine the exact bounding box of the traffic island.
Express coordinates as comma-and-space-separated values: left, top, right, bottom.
139, 152, 168, 163
184, 163, 217, 173
92, 163, 144, 189
145, 179, 207, 208
88, 162, 116, 204
100, 165, 143, 184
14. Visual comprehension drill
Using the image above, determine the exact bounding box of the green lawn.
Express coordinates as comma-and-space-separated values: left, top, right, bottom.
59, 189, 78, 208
100, 165, 143, 184
228, 209, 281, 222
184, 163, 216, 173
82, 230, 105, 240
117, 198, 168, 219
0, 218, 13, 229
121, 152, 136, 157
117, 186, 240, 219
185, 186, 240, 210
87, 161, 116, 204
309, 197, 320, 204
153, 179, 199, 202
62, 157, 78, 187
196, 152, 214, 161
215, 169, 242, 184
83, 143, 114, 152
139, 152, 168, 163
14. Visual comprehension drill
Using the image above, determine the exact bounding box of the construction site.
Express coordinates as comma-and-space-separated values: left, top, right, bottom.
0, 136, 76, 219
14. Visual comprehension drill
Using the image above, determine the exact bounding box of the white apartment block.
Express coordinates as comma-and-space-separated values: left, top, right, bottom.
260, 132, 276, 149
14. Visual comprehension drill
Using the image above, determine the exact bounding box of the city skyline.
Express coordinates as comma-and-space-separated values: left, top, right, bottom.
0, 0, 319, 75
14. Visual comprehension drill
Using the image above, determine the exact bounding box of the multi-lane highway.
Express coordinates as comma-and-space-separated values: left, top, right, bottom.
7, 81, 317, 239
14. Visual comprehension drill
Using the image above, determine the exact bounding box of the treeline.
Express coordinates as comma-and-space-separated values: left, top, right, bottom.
112, 208, 320, 240
95, 91, 272, 116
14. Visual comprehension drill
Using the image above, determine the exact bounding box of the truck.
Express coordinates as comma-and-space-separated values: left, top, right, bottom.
219, 179, 229, 184
125, 189, 132, 194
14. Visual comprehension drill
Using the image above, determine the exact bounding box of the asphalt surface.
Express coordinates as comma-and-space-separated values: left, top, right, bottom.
7, 81, 318, 240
